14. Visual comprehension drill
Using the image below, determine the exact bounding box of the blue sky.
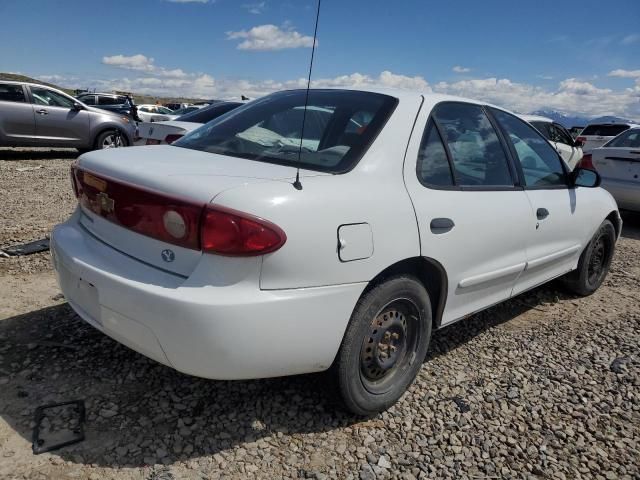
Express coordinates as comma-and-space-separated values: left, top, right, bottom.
1, 0, 639, 118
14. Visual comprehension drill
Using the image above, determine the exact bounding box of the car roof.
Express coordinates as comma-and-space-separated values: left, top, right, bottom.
276, 87, 510, 113
518, 114, 553, 123
584, 121, 640, 128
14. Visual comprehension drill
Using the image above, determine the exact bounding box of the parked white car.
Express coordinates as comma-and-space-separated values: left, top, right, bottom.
576, 122, 639, 153
136, 104, 175, 123
586, 127, 640, 211
520, 115, 583, 169
134, 102, 242, 146
52, 88, 620, 415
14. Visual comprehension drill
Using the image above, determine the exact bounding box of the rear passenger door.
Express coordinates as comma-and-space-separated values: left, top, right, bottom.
0, 83, 36, 145
404, 101, 533, 325
490, 109, 588, 295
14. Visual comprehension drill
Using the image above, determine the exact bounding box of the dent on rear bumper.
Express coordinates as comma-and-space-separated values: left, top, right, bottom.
51, 214, 365, 379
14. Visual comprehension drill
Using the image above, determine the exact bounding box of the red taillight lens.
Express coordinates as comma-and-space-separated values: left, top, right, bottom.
72, 166, 202, 249
576, 136, 586, 143
579, 153, 594, 169
164, 134, 183, 144
201, 205, 286, 256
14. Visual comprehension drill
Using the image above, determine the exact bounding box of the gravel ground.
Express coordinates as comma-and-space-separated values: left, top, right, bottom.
0, 147, 639, 480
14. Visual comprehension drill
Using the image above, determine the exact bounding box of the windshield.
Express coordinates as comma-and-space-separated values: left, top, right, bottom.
581, 124, 630, 136
173, 90, 398, 173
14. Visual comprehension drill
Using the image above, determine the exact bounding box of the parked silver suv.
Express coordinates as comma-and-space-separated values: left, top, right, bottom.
0, 81, 136, 151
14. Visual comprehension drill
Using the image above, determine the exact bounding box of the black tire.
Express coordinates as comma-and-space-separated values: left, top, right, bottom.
94, 130, 127, 150
335, 275, 432, 415
562, 219, 616, 296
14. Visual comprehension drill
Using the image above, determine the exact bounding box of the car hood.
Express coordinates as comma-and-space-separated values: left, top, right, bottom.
84, 105, 127, 118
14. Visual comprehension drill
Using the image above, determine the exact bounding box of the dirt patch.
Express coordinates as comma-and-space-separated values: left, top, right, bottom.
1, 148, 639, 479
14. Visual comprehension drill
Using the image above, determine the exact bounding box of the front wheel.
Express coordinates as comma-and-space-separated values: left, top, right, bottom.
95, 130, 126, 150
562, 219, 616, 296
335, 276, 432, 415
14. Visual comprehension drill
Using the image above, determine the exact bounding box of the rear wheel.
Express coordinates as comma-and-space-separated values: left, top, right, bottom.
95, 130, 126, 150
335, 276, 432, 415
562, 219, 615, 296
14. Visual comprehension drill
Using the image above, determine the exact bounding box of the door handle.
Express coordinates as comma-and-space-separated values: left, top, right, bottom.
536, 208, 549, 220
430, 217, 455, 234
36, 109, 48, 115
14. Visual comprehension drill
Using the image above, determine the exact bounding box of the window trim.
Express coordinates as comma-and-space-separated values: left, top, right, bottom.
416, 101, 522, 192
486, 107, 570, 191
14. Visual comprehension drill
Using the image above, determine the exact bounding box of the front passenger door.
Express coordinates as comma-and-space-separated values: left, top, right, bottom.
490, 109, 589, 295
29, 86, 89, 146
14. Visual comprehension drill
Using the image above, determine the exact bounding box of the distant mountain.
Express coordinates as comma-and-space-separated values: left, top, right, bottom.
530, 109, 638, 128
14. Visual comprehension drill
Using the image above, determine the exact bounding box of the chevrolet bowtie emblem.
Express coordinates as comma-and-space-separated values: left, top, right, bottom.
96, 192, 115, 214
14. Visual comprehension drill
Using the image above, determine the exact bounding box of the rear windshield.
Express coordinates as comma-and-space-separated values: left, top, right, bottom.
176, 102, 242, 123
173, 90, 398, 173
604, 128, 640, 148
581, 124, 630, 136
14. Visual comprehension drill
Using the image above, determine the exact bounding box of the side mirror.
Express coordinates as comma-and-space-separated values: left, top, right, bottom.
572, 168, 601, 188
72, 102, 84, 111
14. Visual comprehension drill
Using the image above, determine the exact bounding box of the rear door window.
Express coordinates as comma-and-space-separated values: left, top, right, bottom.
581, 124, 630, 136
491, 108, 566, 188
416, 120, 454, 187
432, 102, 514, 187
0, 84, 26, 103
605, 129, 640, 148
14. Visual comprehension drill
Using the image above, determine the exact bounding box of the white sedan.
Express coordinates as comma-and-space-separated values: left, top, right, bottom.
52, 88, 620, 415
136, 104, 175, 123
586, 127, 640, 211
134, 102, 242, 146
519, 115, 583, 169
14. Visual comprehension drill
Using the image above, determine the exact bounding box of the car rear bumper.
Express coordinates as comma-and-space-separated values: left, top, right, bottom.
602, 179, 640, 212
51, 213, 365, 379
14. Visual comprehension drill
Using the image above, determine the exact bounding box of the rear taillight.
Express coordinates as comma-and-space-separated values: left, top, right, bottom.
72, 166, 202, 249
576, 136, 587, 144
164, 134, 183, 144
201, 205, 286, 256
578, 153, 594, 169
71, 167, 286, 255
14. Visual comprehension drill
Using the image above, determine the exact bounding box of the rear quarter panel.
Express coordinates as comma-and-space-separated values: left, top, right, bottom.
211, 94, 424, 290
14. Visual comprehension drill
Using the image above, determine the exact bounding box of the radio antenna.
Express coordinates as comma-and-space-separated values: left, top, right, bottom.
293, 0, 321, 191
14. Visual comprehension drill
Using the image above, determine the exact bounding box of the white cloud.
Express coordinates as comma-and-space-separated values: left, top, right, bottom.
536, 75, 553, 80
608, 69, 640, 78
433, 76, 639, 118
49, 57, 640, 119
243, 1, 266, 14
452, 66, 471, 73
621, 34, 640, 45
102, 54, 188, 78
227, 24, 314, 50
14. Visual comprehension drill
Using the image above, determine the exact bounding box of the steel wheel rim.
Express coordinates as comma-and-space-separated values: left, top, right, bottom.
359, 298, 421, 395
587, 234, 608, 286
102, 134, 122, 149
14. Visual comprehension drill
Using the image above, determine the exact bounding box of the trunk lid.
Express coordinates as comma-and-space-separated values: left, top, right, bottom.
75, 145, 317, 276
137, 121, 200, 144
